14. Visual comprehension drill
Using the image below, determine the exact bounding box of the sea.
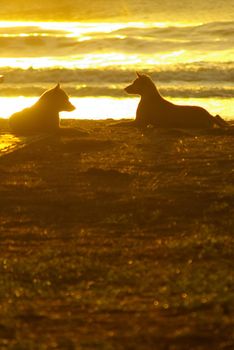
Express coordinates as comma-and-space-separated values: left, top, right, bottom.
0, 0, 233, 120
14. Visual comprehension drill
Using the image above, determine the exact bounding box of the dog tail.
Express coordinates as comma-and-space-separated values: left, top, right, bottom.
213, 115, 230, 128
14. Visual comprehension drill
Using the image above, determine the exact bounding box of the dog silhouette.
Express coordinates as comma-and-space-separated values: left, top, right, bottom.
123, 73, 229, 129
9, 84, 75, 134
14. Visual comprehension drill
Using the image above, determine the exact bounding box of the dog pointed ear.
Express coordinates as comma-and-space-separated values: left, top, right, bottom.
55, 83, 60, 89
136, 71, 142, 78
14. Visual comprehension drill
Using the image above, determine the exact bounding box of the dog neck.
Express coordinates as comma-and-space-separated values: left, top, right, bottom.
34, 99, 60, 114
140, 84, 162, 100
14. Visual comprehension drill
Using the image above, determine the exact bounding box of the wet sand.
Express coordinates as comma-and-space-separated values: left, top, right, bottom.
0, 118, 233, 349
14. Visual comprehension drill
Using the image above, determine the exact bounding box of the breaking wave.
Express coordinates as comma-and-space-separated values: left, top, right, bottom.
0, 63, 233, 98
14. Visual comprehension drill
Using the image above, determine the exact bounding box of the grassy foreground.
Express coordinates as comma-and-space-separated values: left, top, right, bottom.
0, 119, 233, 350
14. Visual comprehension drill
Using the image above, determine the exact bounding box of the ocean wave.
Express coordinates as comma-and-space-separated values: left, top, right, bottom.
0, 82, 233, 99
112, 21, 234, 39
0, 21, 233, 57
1, 63, 234, 85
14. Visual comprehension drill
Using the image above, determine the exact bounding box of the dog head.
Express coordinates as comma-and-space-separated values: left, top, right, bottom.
125, 72, 156, 95
39, 84, 76, 112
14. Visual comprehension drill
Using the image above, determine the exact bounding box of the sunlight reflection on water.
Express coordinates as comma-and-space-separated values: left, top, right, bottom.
0, 96, 138, 120
0, 133, 48, 156
0, 133, 22, 155
0, 96, 233, 121
0, 20, 233, 69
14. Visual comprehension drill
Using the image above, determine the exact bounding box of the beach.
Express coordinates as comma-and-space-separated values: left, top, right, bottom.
0, 118, 233, 349
1, 0, 234, 348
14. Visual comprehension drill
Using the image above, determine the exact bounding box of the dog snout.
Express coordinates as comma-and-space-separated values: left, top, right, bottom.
124, 85, 132, 93
69, 104, 76, 111
66, 102, 76, 111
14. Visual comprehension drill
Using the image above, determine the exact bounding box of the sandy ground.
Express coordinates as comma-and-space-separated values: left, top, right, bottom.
0, 118, 234, 350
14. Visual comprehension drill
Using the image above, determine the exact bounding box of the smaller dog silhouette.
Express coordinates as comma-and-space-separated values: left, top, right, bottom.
9, 84, 75, 134
123, 73, 229, 129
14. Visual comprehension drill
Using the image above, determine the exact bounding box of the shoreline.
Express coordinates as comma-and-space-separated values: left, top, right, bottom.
0, 96, 234, 121
1, 118, 234, 155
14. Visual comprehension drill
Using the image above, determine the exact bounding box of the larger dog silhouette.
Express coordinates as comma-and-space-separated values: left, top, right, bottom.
123, 73, 229, 129
9, 84, 75, 134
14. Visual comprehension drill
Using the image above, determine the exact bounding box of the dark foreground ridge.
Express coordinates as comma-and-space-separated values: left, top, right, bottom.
0, 119, 233, 350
